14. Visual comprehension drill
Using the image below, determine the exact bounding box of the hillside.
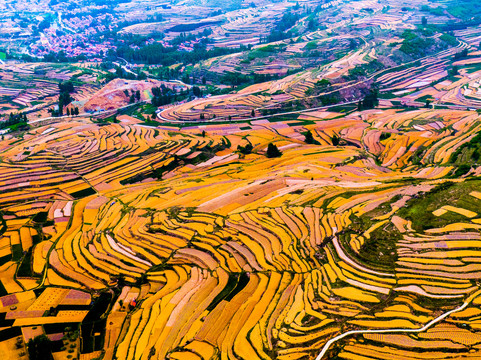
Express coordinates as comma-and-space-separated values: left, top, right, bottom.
3, 0, 481, 359
1, 106, 481, 359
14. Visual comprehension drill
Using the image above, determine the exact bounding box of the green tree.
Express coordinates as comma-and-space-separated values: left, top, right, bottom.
304, 130, 315, 144
360, 89, 379, 110
266, 143, 282, 158
332, 134, 340, 146
58, 81, 74, 94
193, 86, 201, 97
450, 65, 459, 76
28, 335, 53, 360
349, 39, 357, 50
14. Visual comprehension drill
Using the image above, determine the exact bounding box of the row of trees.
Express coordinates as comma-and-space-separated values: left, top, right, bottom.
66, 107, 80, 116
235, 142, 282, 158
57, 81, 75, 116
0, 112, 28, 130
262, 11, 302, 43
125, 89, 142, 104
220, 71, 280, 88
151, 85, 191, 107
304, 130, 342, 146
111, 42, 243, 67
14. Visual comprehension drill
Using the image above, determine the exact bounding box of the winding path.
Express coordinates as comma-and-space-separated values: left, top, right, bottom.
315, 289, 481, 360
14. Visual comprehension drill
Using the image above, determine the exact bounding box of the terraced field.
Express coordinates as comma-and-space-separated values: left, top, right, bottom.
2, 105, 481, 359
3, 0, 481, 358
0, 62, 103, 119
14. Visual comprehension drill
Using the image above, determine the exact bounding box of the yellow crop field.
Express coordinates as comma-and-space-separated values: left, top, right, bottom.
1, 101, 481, 360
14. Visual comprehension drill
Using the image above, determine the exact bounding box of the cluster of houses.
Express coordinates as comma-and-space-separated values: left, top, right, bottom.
29, 14, 117, 58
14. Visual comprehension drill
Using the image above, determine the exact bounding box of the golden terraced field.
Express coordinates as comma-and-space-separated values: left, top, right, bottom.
2, 108, 481, 359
